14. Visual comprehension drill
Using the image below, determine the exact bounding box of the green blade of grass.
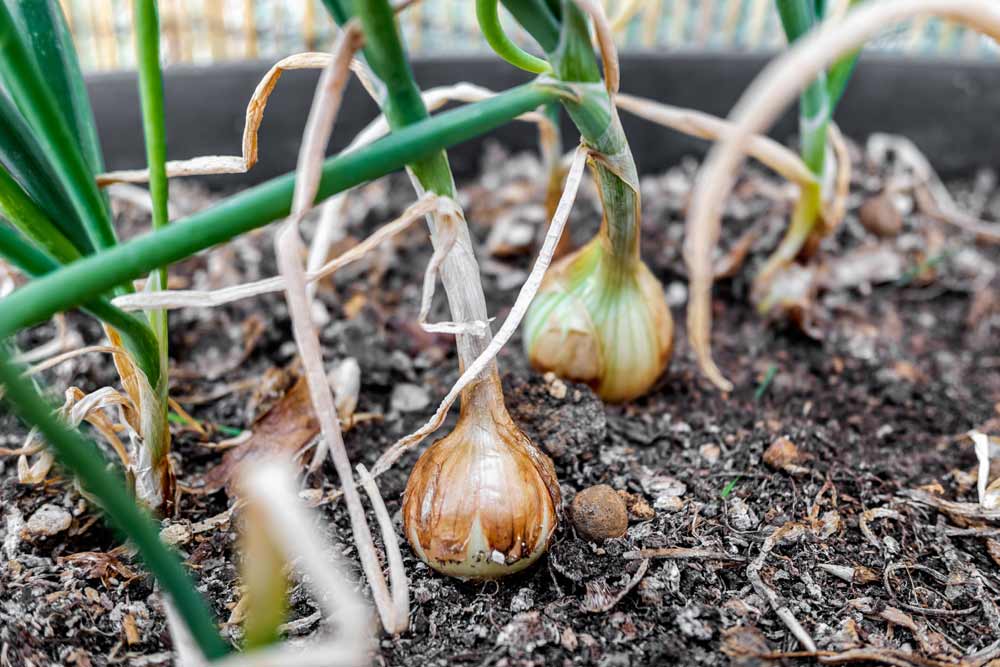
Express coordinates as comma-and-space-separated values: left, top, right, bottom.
0, 2, 119, 258
0, 225, 161, 388
319, 0, 352, 24
0, 349, 228, 660
754, 364, 778, 402
0, 82, 559, 339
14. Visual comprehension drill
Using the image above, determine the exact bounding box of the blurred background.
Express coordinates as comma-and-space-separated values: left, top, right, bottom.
61, 0, 1000, 72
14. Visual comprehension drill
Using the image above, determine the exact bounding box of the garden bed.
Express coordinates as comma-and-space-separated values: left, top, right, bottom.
1, 119, 998, 665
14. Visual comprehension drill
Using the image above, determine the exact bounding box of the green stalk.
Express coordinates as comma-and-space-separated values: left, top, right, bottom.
500, 0, 561, 50
0, 349, 228, 660
476, 0, 552, 74
130, 0, 172, 513
320, 0, 352, 24
0, 225, 162, 388
353, 0, 454, 194
133, 0, 170, 364
0, 165, 81, 264
826, 51, 860, 109
0, 83, 559, 339
352, 0, 511, 412
513, 0, 641, 276
0, 2, 119, 256
775, 1, 828, 177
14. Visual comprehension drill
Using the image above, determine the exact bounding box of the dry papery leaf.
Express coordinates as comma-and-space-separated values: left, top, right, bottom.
194, 375, 318, 497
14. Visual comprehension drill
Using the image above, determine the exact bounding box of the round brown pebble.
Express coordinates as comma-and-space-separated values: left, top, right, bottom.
571, 484, 628, 541
859, 192, 902, 238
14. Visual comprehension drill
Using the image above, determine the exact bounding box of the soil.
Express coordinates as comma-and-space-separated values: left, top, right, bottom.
1, 138, 999, 667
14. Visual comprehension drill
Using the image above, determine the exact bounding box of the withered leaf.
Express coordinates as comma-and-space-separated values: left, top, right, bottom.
197, 376, 318, 497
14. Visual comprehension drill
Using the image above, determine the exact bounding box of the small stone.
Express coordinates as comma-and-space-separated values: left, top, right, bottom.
699, 443, 721, 465
543, 372, 567, 400
762, 436, 801, 470
820, 510, 843, 538
390, 383, 430, 412
159, 522, 192, 546
727, 497, 759, 531
23, 504, 71, 539
560, 627, 578, 652
640, 473, 687, 508
655, 496, 684, 512
510, 587, 534, 613
676, 605, 713, 640
859, 191, 902, 238
571, 485, 628, 542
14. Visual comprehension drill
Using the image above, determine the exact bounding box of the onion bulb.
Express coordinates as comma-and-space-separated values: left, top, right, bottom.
523, 237, 673, 402
402, 390, 560, 579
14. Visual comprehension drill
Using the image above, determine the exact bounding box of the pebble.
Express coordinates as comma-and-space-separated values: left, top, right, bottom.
391, 383, 431, 412
571, 485, 628, 542
159, 522, 192, 546
543, 372, 567, 400
23, 504, 72, 539
699, 443, 721, 465
859, 191, 903, 237
727, 497, 760, 531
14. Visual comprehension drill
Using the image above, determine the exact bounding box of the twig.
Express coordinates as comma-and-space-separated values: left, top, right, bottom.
746, 523, 817, 653
859, 507, 904, 550
622, 546, 745, 562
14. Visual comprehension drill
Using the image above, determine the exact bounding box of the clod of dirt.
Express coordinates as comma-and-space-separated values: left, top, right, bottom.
504, 374, 606, 463
23, 503, 71, 539
617, 490, 655, 520
571, 484, 628, 541
859, 191, 903, 237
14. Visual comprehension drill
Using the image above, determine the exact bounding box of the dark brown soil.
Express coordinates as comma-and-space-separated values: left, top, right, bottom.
2, 140, 999, 667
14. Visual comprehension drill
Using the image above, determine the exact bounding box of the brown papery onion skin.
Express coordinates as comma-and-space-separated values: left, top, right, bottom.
402, 377, 560, 579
